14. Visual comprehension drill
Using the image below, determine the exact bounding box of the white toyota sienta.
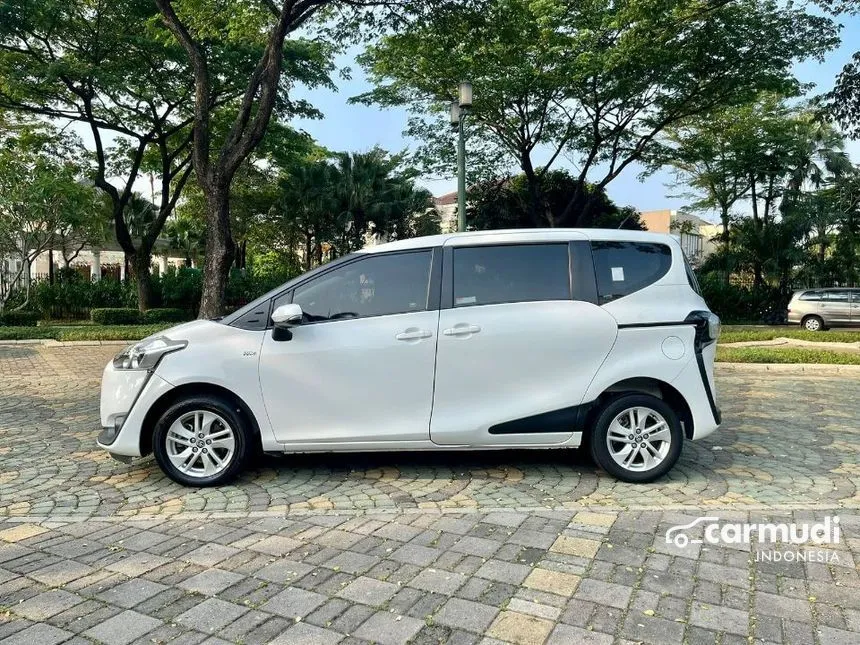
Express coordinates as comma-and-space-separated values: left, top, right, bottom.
98, 229, 721, 487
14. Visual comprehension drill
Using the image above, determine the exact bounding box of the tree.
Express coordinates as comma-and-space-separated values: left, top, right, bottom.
0, 0, 205, 310
356, 0, 839, 227
0, 124, 100, 310
467, 170, 642, 231
817, 0, 860, 137
165, 210, 206, 267
154, 0, 448, 317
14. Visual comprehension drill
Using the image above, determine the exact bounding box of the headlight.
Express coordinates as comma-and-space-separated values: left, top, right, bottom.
113, 336, 187, 371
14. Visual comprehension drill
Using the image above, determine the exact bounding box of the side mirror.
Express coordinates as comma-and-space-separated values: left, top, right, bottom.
272, 303, 303, 327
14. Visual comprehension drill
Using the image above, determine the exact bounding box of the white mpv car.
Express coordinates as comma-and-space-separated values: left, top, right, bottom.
98, 229, 721, 487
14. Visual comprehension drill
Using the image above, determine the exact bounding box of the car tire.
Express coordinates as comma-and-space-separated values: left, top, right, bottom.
802, 315, 824, 332
152, 395, 253, 487
590, 394, 683, 483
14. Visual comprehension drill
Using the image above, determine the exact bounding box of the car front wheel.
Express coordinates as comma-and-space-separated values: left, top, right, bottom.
590, 394, 683, 483
152, 395, 252, 487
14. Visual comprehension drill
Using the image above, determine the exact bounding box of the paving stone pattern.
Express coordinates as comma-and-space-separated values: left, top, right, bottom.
0, 345, 859, 644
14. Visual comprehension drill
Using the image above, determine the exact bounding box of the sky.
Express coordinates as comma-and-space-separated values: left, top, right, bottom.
288, 13, 860, 222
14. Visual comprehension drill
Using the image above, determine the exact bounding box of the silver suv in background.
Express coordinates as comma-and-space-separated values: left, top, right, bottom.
787, 288, 860, 331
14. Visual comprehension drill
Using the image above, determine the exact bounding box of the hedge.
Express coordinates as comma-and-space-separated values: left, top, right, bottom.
0, 311, 39, 327
0, 324, 169, 341
143, 308, 190, 324
91, 308, 142, 325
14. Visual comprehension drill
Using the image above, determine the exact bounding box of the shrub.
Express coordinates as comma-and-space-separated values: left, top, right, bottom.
0, 311, 39, 326
160, 267, 202, 312
698, 273, 788, 324
143, 308, 189, 323
91, 308, 142, 325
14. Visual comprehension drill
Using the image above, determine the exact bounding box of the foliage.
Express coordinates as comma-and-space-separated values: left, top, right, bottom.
159, 267, 203, 312
698, 272, 788, 324
0, 325, 170, 342
0, 311, 38, 326
256, 149, 437, 272
715, 346, 860, 364
357, 0, 839, 226
0, 0, 202, 310
467, 171, 642, 230
91, 308, 143, 325
0, 122, 102, 310
142, 308, 190, 324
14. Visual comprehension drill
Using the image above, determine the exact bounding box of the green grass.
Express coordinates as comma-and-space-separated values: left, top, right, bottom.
0, 324, 171, 342
716, 346, 860, 364
719, 328, 860, 344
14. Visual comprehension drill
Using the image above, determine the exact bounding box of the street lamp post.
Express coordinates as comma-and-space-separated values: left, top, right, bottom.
450, 82, 472, 232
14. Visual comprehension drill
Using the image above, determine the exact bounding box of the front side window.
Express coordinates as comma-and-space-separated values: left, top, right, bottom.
291, 251, 432, 322
452, 244, 570, 307
591, 241, 671, 304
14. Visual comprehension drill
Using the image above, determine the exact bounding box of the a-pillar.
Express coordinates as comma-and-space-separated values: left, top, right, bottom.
91, 250, 102, 282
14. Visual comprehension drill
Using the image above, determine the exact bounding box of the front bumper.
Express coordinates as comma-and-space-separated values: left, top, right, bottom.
98, 360, 175, 457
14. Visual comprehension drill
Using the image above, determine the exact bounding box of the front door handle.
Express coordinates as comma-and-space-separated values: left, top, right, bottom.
395, 329, 432, 341
443, 324, 481, 337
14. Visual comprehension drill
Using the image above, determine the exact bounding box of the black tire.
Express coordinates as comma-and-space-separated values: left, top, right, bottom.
152, 395, 252, 487
802, 315, 825, 332
589, 394, 683, 483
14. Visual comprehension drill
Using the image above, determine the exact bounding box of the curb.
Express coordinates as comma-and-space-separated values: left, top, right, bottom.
716, 362, 860, 374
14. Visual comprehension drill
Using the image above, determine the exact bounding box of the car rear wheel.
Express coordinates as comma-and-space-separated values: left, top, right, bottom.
152, 395, 252, 487
802, 315, 824, 332
590, 394, 683, 483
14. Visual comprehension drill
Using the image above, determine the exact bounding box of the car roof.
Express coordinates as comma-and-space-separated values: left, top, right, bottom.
357, 228, 677, 254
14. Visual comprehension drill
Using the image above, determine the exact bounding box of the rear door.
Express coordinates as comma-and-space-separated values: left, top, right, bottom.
429, 236, 618, 446
822, 289, 852, 325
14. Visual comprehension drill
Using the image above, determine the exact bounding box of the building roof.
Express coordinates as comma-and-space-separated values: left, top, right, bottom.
434, 191, 459, 206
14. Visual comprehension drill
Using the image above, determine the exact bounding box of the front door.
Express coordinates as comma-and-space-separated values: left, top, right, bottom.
259, 249, 439, 445
430, 241, 618, 446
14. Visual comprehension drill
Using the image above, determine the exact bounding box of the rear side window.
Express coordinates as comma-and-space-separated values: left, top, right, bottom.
824, 290, 851, 302
799, 291, 824, 301
452, 244, 570, 307
591, 241, 671, 304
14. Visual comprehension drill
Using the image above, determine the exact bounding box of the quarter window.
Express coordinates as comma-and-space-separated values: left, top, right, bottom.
291, 251, 432, 322
452, 244, 570, 307
591, 241, 671, 304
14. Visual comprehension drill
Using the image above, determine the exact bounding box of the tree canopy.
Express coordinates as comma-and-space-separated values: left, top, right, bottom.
356, 0, 840, 226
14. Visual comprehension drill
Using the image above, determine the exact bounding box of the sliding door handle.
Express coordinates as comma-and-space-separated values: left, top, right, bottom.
443, 324, 481, 336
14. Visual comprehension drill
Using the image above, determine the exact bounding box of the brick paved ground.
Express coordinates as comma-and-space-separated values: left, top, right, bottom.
0, 344, 858, 644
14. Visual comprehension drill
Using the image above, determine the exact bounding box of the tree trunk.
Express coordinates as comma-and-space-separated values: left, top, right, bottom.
520, 155, 546, 227
198, 187, 234, 319
132, 252, 155, 312
48, 248, 55, 285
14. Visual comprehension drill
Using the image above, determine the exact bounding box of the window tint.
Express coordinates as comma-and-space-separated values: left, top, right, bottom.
799, 290, 823, 301
291, 251, 432, 322
824, 290, 851, 302
591, 241, 671, 304
452, 244, 570, 307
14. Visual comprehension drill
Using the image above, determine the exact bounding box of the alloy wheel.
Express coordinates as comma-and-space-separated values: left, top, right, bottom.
605, 406, 672, 473
165, 410, 236, 478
